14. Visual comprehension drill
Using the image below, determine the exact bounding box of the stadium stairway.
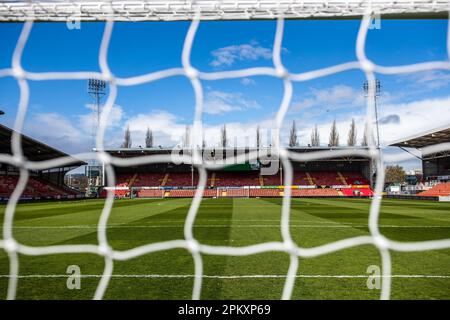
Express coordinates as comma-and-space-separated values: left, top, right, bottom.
337, 172, 347, 185
128, 173, 138, 188
210, 172, 216, 187
160, 173, 170, 186
305, 172, 315, 185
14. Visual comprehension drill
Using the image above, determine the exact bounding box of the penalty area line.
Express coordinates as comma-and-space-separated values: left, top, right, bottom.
11, 225, 450, 229
1, 274, 450, 279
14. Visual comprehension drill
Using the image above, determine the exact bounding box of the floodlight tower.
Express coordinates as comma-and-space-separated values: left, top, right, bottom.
87, 79, 106, 192
363, 79, 382, 148
88, 79, 106, 138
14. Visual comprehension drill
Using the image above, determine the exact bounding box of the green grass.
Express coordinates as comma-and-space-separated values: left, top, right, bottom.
0, 197, 449, 300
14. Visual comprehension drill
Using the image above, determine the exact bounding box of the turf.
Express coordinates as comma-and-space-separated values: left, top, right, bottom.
0, 197, 449, 300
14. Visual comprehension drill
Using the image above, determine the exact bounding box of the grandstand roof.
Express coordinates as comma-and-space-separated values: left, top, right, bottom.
105, 146, 371, 160
0, 124, 85, 166
389, 124, 450, 149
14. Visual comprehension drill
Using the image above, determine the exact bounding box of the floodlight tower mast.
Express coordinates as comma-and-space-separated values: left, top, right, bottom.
363, 79, 382, 148
87, 79, 106, 192
363, 79, 382, 190
88, 79, 106, 140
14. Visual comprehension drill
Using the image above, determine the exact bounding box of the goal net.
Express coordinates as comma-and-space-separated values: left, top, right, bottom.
1, 0, 450, 300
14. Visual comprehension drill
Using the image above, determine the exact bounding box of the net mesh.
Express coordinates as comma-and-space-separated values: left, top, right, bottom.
0, 0, 449, 21
1, 1, 450, 300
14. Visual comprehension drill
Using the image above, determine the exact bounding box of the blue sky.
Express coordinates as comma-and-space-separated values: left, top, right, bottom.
1, 19, 450, 170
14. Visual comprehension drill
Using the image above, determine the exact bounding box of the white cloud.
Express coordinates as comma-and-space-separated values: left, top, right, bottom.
378, 96, 450, 144
78, 104, 124, 134
24, 112, 92, 154
22, 104, 125, 154
401, 70, 450, 90
203, 90, 261, 115
293, 85, 365, 111
210, 41, 272, 67
19, 91, 450, 166
293, 95, 450, 147
240, 77, 256, 86
125, 111, 186, 147
125, 109, 278, 148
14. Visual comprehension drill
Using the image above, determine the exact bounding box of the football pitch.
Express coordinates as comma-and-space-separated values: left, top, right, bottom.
0, 197, 449, 300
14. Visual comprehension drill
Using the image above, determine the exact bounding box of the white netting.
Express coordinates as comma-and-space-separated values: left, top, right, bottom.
1, 1, 450, 300
0, 0, 449, 21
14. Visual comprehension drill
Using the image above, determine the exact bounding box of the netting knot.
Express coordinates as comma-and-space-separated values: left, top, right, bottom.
186, 239, 200, 253
185, 67, 199, 79
98, 244, 113, 257
284, 240, 298, 255
4, 239, 18, 253
103, 72, 115, 84
373, 235, 390, 250
360, 59, 375, 73
12, 67, 25, 80
12, 155, 25, 167
98, 152, 111, 164
275, 66, 289, 79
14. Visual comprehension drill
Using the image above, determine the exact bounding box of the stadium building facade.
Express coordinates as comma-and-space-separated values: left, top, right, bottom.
103, 147, 374, 198
390, 125, 450, 199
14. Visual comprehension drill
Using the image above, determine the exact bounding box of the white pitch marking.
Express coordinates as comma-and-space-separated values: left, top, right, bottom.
0, 274, 449, 279
11, 225, 450, 229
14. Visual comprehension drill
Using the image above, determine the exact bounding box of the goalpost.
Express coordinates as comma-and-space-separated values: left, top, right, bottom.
1, 0, 450, 301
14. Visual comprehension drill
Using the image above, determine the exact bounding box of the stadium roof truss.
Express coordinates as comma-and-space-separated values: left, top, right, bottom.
0, 124, 85, 167
389, 125, 450, 160
389, 125, 450, 149
104, 146, 372, 162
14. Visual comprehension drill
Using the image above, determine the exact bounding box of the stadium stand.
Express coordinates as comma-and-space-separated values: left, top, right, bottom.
308, 171, 341, 186
340, 188, 373, 197
0, 175, 80, 199
136, 189, 164, 198
292, 172, 312, 185
133, 173, 166, 187
291, 188, 341, 197
260, 173, 281, 186
106, 147, 374, 199
341, 172, 370, 185
417, 183, 450, 197
225, 188, 249, 197
203, 189, 218, 198
250, 189, 281, 197
0, 124, 85, 200
166, 189, 195, 197
165, 172, 198, 187
214, 171, 260, 187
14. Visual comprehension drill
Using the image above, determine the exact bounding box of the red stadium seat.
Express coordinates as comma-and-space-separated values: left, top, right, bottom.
249, 189, 281, 197
226, 188, 249, 197
291, 188, 340, 197
418, 183, 450, 197
137, 189, 164, 198
214, 171, 260, 187
0, 175, 80, 199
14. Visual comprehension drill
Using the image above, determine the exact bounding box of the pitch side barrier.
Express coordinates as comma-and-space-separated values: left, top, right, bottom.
129, 185, 374, 199
386, 194, 440, 201
0, 194, 86, 204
